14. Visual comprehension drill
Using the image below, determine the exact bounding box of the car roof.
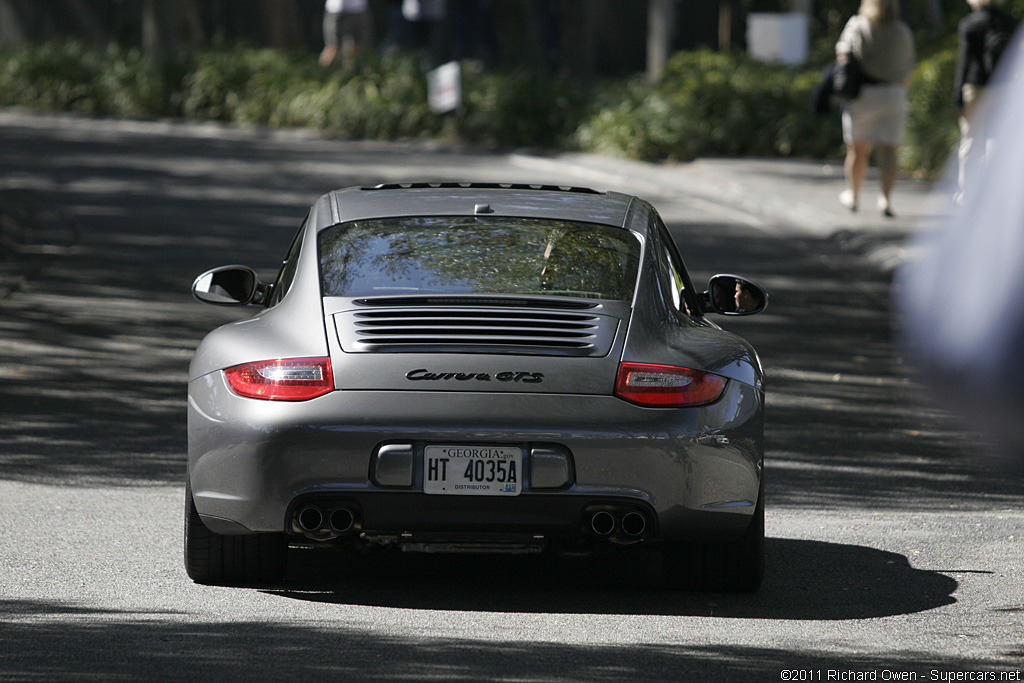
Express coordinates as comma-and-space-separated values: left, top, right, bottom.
312, 183, 642, 231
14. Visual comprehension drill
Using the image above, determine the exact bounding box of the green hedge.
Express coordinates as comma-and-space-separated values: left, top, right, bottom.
575, 48, 962, 176
903, 44, 960, 177
0, 42, 180, 118
575, 51, 845, 162
0, 42, 962, 177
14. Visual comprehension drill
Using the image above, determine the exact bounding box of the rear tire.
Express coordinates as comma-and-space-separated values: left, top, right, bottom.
663, 489, 764, 593
184, 481, 288, 586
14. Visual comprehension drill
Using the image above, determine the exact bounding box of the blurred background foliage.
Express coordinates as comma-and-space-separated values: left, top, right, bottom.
575, 51, 843, 163
0, 0, 1019, 178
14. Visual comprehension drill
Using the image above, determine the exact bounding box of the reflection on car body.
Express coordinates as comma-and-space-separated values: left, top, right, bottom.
186, 182, 768, 591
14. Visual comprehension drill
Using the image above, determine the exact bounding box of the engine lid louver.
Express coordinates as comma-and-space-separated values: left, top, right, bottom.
334, 299, 620, 357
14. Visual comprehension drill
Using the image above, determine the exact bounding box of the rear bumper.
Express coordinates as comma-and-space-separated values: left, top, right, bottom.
187, 372, 763, 544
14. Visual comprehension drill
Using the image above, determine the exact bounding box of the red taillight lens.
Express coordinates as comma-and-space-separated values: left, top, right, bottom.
614, 362, 727, 407
224, 357, 334, 401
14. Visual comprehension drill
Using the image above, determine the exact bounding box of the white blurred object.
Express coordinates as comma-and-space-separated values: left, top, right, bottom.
896, 27, 1024, 467
325, 0, 367, 13
427, 61, 461, 114
746, 13, 809, 66
403, 0, 445, 22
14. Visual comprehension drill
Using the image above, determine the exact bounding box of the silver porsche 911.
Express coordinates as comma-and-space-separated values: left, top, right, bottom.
186, 182, 767, 591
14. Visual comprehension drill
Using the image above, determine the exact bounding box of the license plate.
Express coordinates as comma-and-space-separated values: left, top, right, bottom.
423, 445, 522, 496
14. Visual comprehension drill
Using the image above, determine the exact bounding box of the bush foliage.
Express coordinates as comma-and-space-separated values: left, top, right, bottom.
903, 43, 961, 177
575, 51, 845, 162
0, 41, 961, 176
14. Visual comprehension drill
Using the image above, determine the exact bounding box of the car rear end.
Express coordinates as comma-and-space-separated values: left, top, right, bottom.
186, 184, 764, 588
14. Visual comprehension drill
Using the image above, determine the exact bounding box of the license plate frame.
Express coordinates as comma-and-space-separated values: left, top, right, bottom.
423, 445, 522, 496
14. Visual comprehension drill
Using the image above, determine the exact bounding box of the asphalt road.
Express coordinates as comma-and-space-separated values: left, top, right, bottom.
0, 112, 1021, 682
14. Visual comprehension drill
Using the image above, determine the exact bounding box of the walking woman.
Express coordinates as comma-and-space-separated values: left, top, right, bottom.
835, 0, 915, 217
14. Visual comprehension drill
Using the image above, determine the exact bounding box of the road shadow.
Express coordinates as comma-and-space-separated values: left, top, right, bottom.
1, 599, 1013, 683
263, 537, 958, 621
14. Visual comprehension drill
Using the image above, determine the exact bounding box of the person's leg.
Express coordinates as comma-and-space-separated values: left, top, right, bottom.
841, 142, 872, 210
956, 84, 983, 203
320, 10, 340, 66
876, 144, 898, 216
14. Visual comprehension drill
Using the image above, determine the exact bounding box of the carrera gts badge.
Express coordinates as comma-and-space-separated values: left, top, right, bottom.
406, 369, 544, 383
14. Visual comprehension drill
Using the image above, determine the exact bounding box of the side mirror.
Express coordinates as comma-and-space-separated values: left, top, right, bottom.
704, 274, 768, 316
192, 265, 267, 306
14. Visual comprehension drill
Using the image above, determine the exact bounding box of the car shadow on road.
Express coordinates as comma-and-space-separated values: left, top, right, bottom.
265, 536, 959, 620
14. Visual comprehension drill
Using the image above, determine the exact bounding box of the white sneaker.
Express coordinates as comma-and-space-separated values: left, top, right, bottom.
878, 195, 894, 218
839, 189, 857, 212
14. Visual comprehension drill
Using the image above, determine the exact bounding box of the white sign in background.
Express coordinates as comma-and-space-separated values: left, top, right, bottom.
428, 61, 462, 114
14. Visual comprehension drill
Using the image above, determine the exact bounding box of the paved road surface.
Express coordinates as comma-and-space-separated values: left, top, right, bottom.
0, 112, 1020, 681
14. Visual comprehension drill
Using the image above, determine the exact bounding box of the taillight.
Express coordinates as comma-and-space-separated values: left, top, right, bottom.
614, 362, 727, 407
224, 357, 334, 401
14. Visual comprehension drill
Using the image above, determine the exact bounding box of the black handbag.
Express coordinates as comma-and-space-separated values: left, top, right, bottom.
810, 61, 837, 114
832, 53, 865, 100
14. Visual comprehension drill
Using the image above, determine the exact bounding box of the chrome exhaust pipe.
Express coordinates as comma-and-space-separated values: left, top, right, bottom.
590, 510, 616, 536
329, 507, 355, 533
621, 511, 647, 537
297, 505, 324, 533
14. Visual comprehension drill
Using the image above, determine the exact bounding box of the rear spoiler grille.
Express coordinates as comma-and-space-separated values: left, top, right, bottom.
335, 301, 618, 356
354, 296, 597, 309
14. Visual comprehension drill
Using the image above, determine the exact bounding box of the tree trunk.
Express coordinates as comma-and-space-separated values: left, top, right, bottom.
647, 0, 675, 83
178, 0, 206, 50
260, 0, 302, 50
65, 0, 107, 43
142, 0, 176, 58
0, 0, 28, 47
923, 0, 944, 32
562, 0, 597, 78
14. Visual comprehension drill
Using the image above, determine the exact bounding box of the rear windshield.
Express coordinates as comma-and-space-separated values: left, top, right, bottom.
319, 216, 641, 301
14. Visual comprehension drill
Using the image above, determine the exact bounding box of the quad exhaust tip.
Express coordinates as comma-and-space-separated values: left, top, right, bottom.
297, 506, 324, 533
588, 508, 649, 540
621, 511, 646, 537
329, 507, 354, 533
590, 510, 616, 536
296, 504, 357, 538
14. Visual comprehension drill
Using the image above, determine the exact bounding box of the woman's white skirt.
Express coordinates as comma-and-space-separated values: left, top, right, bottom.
842, 83, 908, 145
